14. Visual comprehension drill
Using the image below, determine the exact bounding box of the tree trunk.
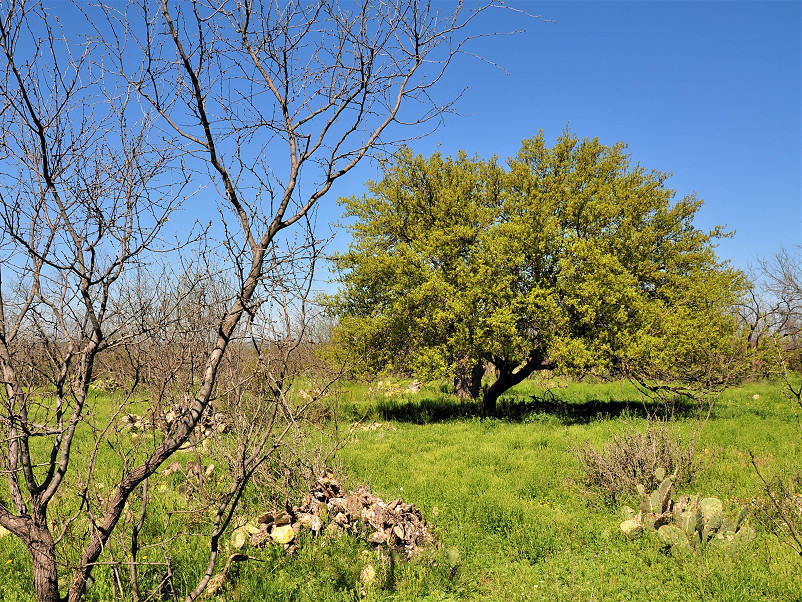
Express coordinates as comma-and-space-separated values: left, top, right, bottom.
481, 372, 512, 417
482, 353, 553, 416
453, 360, 484, 400
1, 515, 60, 602
29, 527, 59, 602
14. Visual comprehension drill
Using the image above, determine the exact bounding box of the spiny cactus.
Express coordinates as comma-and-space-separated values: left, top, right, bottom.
621, 468, 676, 537
619, 468, 756, 554
657, 524, 691, 552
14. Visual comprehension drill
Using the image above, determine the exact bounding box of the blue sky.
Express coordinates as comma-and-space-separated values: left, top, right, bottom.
33, 1, 798, 277
325, 0, 801, 273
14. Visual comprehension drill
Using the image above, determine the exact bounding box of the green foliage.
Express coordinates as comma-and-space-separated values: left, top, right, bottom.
328, 131, 749, 408
328, 148, 503, 380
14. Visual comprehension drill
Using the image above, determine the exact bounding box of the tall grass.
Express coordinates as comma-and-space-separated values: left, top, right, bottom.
1, 379, 800, 600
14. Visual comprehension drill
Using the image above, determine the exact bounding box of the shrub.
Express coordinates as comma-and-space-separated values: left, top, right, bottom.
751, 471, 802, 559
574, 422, 696, 505
618, 468, 756, 554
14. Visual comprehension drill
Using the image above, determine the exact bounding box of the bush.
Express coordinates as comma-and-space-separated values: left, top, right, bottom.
752, 471, 802, 559
574, 422, 696, 505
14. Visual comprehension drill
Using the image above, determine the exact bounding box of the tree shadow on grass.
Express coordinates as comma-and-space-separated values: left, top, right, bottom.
367, 392, 699, 425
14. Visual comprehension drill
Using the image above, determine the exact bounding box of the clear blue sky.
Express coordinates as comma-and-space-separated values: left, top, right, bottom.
43, 1, 798, 275
326, 0, 801, 272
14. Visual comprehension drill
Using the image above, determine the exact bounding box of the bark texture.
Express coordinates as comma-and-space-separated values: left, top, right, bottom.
453, 360, 484, 400
482, 352, 553, 416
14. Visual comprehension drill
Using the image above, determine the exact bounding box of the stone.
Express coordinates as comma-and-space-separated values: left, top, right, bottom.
296, 512, 315, 529
163, 462, 182, 477
257, 512, 274, 526
273, 511, 292, 526
271, 524, 295, 544
249, 529, 271, 548
346, 496, 362, 519
360, 564, 376, 586
243, 522, 261, 534
368, 531, 388, 545
231, 529, 248, 549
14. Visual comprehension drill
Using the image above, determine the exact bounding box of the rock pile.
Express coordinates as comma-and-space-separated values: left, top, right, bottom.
368, 379, 421, 396
163, 401, 228, 439
117, 401, 228, 442
118, 413, 147, 433
351, 422, 398, 432
237, 470, 437, 559
91, 376, 121, 392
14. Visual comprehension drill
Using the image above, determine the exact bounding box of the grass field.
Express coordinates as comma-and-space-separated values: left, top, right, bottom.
1, 378, 800, 601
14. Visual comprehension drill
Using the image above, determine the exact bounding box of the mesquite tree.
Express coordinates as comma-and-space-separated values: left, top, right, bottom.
0, 1, 496, 600
329, 133, 749, 415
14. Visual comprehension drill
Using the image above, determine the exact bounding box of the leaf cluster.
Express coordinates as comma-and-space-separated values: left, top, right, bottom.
328, 131, 748, 390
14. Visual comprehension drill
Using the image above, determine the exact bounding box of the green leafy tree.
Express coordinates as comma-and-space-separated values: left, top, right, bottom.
330, 132, 748, 414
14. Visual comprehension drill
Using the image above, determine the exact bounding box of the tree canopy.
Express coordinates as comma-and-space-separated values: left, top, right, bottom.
329, 131, 748, 414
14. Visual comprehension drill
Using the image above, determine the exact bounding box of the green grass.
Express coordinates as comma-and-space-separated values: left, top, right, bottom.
220, 378, 802, 601
1, 378, 801, 600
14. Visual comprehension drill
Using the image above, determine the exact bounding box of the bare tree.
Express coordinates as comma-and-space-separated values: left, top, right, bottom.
0, 3, 180, 599
101, 230, 343, 602
744, 247, 802, 426
744, 248, 802, 559
0, 1, 500, 600
738, 248, 802, 365
758, 248, 802, 369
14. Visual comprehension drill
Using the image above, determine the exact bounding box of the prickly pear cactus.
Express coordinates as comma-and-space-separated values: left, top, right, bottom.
700, 497, 723, 517
734, 526, 756, 545
621, 468, 677, 536
635, 468, 675, 520
656, 477, 673, 514
678, 503, 702, 538
657, 524, 691, 553
619, 469, 756, 555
